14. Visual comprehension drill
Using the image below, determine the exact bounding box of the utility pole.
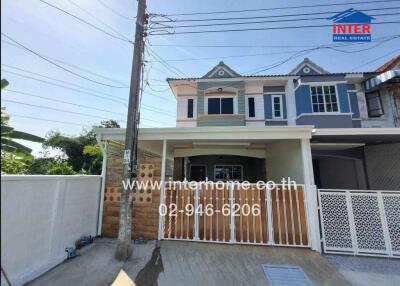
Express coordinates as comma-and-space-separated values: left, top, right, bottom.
115, 0, 147, 261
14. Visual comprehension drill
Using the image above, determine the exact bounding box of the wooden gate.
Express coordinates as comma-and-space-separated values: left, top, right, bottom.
159, 183, 309, 247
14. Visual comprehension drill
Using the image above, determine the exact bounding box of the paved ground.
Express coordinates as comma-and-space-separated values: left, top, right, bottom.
28, 238, 157, 286
158, 241, 349, 286
27, 238, 400, 286
325, 255, 400, 286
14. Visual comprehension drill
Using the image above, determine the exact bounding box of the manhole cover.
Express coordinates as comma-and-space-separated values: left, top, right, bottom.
262, 265, 313, 286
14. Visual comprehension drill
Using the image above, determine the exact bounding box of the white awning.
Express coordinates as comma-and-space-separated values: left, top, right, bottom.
363, 69, 400, 92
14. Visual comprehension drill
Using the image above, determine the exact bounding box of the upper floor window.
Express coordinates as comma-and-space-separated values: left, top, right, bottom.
208, 97, 233, 114
366, 91, 384, 117
187, 98, 194, 118
248, 97, 255, 118
272, 95, 283, 118
311, 85, 338, 113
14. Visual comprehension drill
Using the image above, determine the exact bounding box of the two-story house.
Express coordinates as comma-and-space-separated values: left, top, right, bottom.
95, 57, 399, 251
166, 58, 399, 190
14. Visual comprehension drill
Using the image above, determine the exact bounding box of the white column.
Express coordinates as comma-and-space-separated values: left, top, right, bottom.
158, 139, 167, 240
229, 183, 236, 243
285, 79, 297, 126
301, 138, 321, 252
97, 141, 108, 236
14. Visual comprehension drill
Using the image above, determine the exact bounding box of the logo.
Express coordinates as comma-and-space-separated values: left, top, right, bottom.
328, 8, 375, 42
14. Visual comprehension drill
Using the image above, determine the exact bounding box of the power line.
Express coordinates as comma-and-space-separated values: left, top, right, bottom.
2, 39, 129, 86
67, 0, 132, 40
3, 89, 126, 116
158, 0, 400, 16
4, 99, 173, 125
2, 67, 175, 116
143, 90, 176, 103
96, 0, 135, 20
2, 64, 127, 100
151, 11, 400, 29
37, 0, 133, 43
8, 114, 88, 127
2, 67, 172, 116
7, 114, 155, 128
150, 21, 400, 35
152, 6, 399, 23
146, 44, 187, 77
1, 33, 130, 88
350, 48, 400, 71
1, 69, 127, 105
148, 35, 400, 62
3, 99, 126, 122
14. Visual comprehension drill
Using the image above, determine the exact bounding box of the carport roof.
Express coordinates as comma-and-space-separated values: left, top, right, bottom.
95, 126, 314, 142
312, 128, 400, 145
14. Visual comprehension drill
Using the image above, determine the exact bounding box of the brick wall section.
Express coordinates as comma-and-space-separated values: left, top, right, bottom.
102, 156, 161, 240
365, 143, 400, 190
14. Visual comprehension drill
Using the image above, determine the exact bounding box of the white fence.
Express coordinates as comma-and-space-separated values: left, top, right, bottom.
1, 175, 102, 286
318, 189, 400, 258
159, 184, 310, 248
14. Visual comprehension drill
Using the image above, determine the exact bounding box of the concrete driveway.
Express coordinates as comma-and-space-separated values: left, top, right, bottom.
27, 238, 400, 286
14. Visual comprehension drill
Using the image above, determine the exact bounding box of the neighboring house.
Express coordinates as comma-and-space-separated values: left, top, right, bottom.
95, 57, 400, 255
360, 55, 400, 127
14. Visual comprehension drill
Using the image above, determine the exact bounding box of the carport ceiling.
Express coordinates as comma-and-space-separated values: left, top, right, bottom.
311, 134, 400, 145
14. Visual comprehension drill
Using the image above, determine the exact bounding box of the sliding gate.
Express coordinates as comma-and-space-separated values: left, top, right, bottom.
318, 189, 400, 258
159, 184, 310, 247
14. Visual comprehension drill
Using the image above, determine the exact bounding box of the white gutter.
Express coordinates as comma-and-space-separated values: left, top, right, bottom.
313, 128, 400, 136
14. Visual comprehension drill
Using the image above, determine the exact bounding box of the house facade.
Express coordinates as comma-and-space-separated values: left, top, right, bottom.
172, 58, 364, 129
95, 56, 400, 256
167, 57, 400, 190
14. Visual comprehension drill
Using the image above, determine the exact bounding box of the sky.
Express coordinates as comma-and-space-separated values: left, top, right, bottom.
1, 0, 400, 156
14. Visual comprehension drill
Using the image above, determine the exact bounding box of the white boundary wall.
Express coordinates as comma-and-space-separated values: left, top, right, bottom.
1, 175, 102, 286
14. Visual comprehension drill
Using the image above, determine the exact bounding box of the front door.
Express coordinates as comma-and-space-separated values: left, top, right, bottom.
190, 165, 206, 181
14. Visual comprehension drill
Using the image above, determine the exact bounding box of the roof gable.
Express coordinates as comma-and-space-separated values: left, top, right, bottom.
329, 8, 375, 24
290, 58, 329, 75
374, 55, 400, 72
203, 61, 241, 79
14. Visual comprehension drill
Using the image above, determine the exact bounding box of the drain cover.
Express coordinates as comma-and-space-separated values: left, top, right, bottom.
262, 265, 313, 286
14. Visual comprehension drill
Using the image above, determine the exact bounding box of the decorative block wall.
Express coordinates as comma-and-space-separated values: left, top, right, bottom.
102, 154, 161, 240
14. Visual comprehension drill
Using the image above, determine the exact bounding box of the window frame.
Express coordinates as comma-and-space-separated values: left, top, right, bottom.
365, 91, 384, 117
271, 94, 283, 119
248, 97, 255, 118
214, 165, 243, 181
207, 96, 234, 115
310, 84, 340, 113
187, 98, 194, 118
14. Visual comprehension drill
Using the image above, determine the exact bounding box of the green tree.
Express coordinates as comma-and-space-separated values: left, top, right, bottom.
43, 120, 119, 174
1, 152, 28, 174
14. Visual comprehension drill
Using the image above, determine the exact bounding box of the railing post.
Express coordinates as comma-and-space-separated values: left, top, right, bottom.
266, 189, 274, 245
229, 183, 235, 243
377, 192, 393, 257
158, 139, 167, 240
346, 190, 358, 255
194, 183, 199, 240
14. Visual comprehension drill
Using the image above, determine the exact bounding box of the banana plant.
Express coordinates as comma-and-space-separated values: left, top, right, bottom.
1, 79, 44, 155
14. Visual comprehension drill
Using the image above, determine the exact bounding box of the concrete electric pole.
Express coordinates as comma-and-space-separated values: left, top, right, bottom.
115, 0, 147, 261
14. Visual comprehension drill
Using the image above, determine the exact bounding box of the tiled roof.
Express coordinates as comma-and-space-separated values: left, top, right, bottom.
374, 55, 400, 72
166, 72, 377, 82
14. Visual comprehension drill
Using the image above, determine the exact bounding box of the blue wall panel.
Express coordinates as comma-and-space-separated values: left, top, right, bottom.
337, 83, 350, 113
295, 85, 312, 116
348, 91, 360, 118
